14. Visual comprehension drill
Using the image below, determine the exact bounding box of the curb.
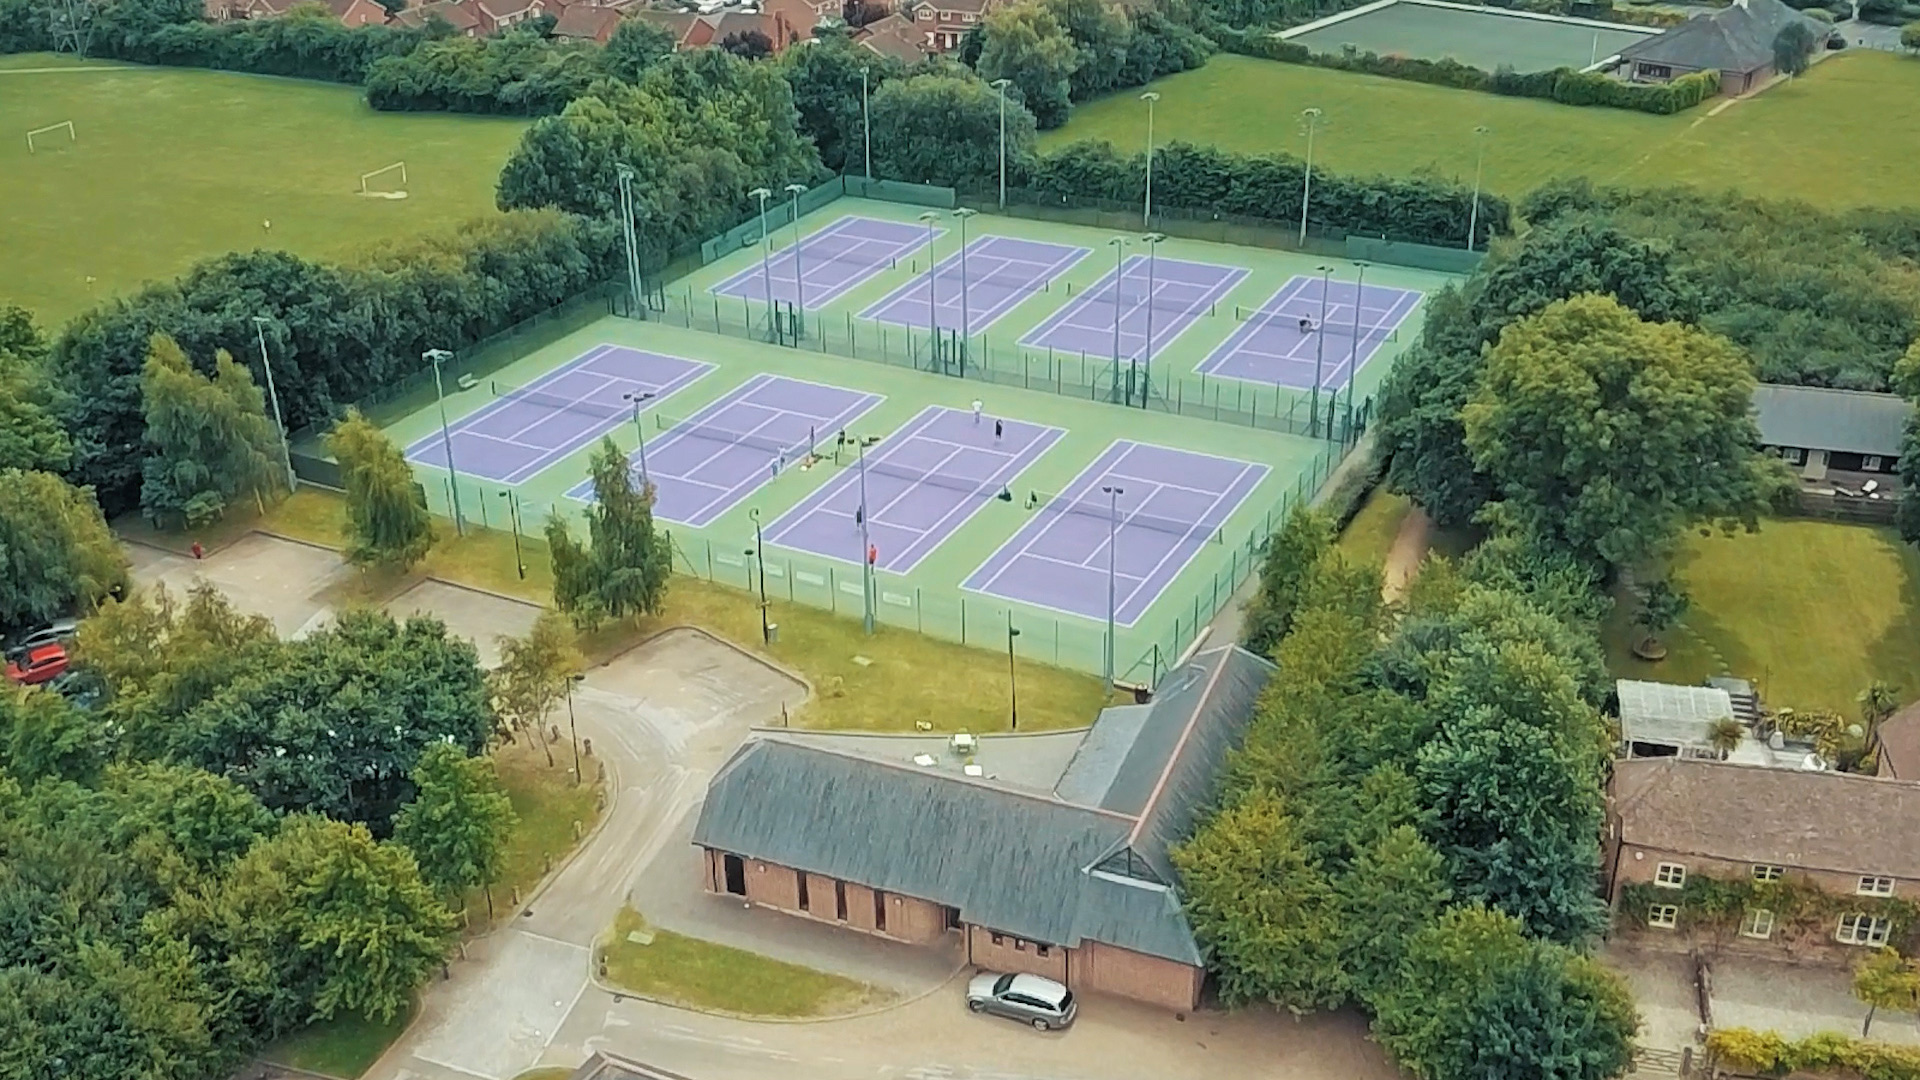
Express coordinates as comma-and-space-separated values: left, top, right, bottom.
585, 946, 968, 1026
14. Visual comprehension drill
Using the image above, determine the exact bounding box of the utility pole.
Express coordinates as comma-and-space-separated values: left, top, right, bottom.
1299, 107, 1323, 247
615, 163, 643, 318
1347, 262, 1368, 441
425, 348, 463, 535
1140, 232, 1164, 408
498, 491, 525, 579
919, 211, 941, 366
992, 78, 1011, 211
861, 66, 873, 182
1101, 484, 1125, 686
749, 508, 771, 644
566, 673, 585, 785
953, 207, 977, 374
249, 316, 297, 493
1467, 125, 1492, 252
623, 391, 655, 485
1312, 265, 1332, 438
1007, 612, 1021, 731
1140, 91, 1160, 228
785, 183, 808, 337
1107, 237, 1129, 405
857, 436, 877, 635
750, 187, 775, 340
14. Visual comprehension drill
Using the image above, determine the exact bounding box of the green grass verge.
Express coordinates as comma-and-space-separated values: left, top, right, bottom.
1335, 487, 1412, 573
0, 55, 525, 324
512, 1070, 577, 1080
252, 487, 1112, 732
599, 908, 887, 1017
467, 741, 604, 928
1048, 51, 1920, 209
262, 1006, 414, 1079
1599, 518, 1920, 714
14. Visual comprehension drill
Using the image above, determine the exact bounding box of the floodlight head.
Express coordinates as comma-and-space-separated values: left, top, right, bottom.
749, 186, 772, 199
919, 211, 940, 222
1108, 236, 1129, 247
423, 348, 453, 363
784, 183, 806, 195
1302, 106, 1323, 120
1140, 91, 1160, 102
1143, 232, 1165, 243
953, 207, 977, 219
250, 315, 270, 326
615, 163, 636, 179
991, 77, 1011, 89
1474, 124, 1492, 136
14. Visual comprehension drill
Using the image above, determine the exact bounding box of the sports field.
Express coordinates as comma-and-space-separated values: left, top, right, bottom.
0, 54, 525, 323
1285, 0, 1656, 72
1048, 50, 1920, 209
382, 197, 1457, 681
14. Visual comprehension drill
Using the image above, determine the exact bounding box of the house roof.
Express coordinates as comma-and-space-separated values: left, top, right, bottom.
1880, 701, 1920, 781
552, 2, 621, 38
1618, 0, 1826, 74
1752, 384, 1910, 458
1619, 679, 1733, 741
1612, 757, 1920, 879
691, 644, 1272, 966
391, 0, 482, 29
857, 12, 928, 61
628, 8, 700, 41
566, 1051, 693, 1080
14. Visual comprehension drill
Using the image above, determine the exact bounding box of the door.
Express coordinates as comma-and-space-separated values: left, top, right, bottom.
722, 853, 746, 896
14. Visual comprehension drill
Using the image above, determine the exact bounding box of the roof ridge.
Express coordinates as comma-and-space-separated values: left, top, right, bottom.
1125, 648, 1235, 846
752, 736, 1142, 822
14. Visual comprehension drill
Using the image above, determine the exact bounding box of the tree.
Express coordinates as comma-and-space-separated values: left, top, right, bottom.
599, 17, 675, 82
1773, 21, 1820, 77
868, 71, 1038, 188
843, 0, 886, 26
0, 469, 128, 630
1335, 826, 1451, 1004
976, 0, 1078, 129
1853, 947, 1920, 1036
1861, 680, 1901, 758
1461, 294, 1789, 573
1707, 717, 1745, 756
780, 32, 902, 172
393, 743, 518, 916
546, 437, 672, 629
0, 686, 104, 785
1240, 508, 1332, 660
720, 28, 773, 59
139, 333, 282, 528
1903, 21, 1920, 51
1632, 577, 1689, 659
490, 610, 583, 766
328, 409, 433, 570
0, 304, 70, 474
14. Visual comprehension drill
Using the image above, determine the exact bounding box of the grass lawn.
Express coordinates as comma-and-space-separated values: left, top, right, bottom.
0, 54, 525, 325
598, 908, 888, 1017
1048, 51, 1920, 209
1336, 487, 1413, 572
240, 488, 1112, 732
1600, 518, 1920, 715
470, 741, 603, 928
262, 1005, 413, 1079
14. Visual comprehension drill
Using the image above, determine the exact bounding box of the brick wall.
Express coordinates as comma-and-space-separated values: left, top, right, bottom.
1610, 846, 1920, 900
1071, 940, 1203, 1012
967, 926, 1069, 982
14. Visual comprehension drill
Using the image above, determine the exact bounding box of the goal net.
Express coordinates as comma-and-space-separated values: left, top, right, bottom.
358, 161, 408, 199
26, 121, 75, 154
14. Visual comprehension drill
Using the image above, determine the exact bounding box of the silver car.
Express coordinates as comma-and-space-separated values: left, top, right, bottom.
965, 971, 1077, 1031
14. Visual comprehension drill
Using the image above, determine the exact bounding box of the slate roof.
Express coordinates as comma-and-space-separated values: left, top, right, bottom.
566, 1052, 693, 1080
552, 2, 622, 39
1752, 384, 1910, 458
692, 643, 1273, 966
1618, 0, 1826, 73
856, 13, 928, 63
1612, 757, 1920, 879
1879, 701, 1920, 782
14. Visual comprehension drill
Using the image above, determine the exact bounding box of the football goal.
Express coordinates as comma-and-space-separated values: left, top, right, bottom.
358, 161, 408, 199
26, 121, 75, 154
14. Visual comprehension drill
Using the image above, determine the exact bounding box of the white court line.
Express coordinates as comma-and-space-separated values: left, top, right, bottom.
1019, 547, 1150, 582
669, 386, 885, 524
1103, 469, 1234, 499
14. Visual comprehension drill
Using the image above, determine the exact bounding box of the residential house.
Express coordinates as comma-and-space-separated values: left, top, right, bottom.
1605, 757, 1920, 958
388, 0, 486, 33
1754, 383, 1907, 485
627, 8, 703, 45
902, 0, 991, 53
466, 0, 549, 32
690, 644, 1273, 1011
551, 1, 624, 41
1614, 678, 1823, 770
856, 11, 928, 62
630, 5, 808, 51
207, 0, 387, 24
1615, 0, 1830, 95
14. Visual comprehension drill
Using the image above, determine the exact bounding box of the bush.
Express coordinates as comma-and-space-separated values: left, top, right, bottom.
364, 32, 606, 115
1708, 1028, 1920, 1079
1902, 20, 1920, 49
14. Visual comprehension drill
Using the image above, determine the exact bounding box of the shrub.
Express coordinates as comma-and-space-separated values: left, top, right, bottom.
1708, 1028, 1920, 1079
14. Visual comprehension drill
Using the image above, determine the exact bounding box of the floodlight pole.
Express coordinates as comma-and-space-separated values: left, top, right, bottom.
751, 187, 775, 340
249, 316, 297, 493
566, 673, 585, 785
785, 183, 808, 335
1140, 91, 1160, 228
857, 437, 876, 635
1141, 233, 1164, 409
1467, 125, 1491, 253
750, 508, 771, 644
1102, 484, 1125, 686
426, 348, 463, 536
623, 391, 655, 485
1299, 107, 1323, 247
920, 211, 941, 364
954, 208, 977, 374
616, 163, 643, 318
1312, 265, 1332, 438
1007, 612, 1021, 732
1107, 237, 1129, 405
860, 66, 873, 182
992, 78, 1011, 210
498, 491, 526, 579
1347, 262, 1367, 442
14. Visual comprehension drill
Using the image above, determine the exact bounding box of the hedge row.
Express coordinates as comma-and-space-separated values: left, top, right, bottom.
1708, 1028, 1920, 1080
1212, 26, 1720, 114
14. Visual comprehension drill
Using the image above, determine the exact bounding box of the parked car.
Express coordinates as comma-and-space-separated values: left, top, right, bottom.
5, 643, 70, 686
6, 618, 80, 658
965, 971, 1076, 1031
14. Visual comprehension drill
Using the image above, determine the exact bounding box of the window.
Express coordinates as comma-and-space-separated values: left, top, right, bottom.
1648, 904, 1679, 929
796, 870, 810, 912
1864, 455, 1885, 472
1036, 944, 1051, 958
874, 889, 887, 931
1838, 914, 1892, 946
1014, 938, 1027, 952
834, 880, 847, 921
1741, 909, 1775, 939
1751, 864, 1785, 883
1859, 876, 1896, 897
1639, 62, 1672, 79
944, 905, 961, 931
1781, 447, 1807, 465
1654, 863, 1687, 889
990, 932, 1004, 946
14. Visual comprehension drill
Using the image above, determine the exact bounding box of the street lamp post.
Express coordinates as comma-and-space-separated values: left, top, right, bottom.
249, 316, 297, 493
1140, 91, 1160, 228
1467, 125, 1492, 252
566, 673, 585, 785
1007, 612, 1021, 732
750, 187, 775, 340
1107, 237, 1130, 405
860, 66, 872, 182
1101, 484, 1125, 685
919, 210, 941, 366
615, 163, 643, 318
1312, 265, 1332, 438
425, 348, 463, 536
1299, 107, 1323, 247
498, 491, 526, 579
991, 78, 1011, 211
953, 207, 977, 374
856, 435, 877, 635
623, 391, 655, 485
784, 183, 808, 336
749, 508, 771, 644
1347, 262, 1368, 442
1139, 232, 1164, 409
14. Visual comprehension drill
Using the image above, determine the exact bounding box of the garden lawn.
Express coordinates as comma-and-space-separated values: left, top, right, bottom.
1600, 518, 1920, 715
1336, 487, 1413, 572
599, 908, 887, 1017
0, 54, 525, 324
1048, 51, 1920, 210
262, 1006, 413, 1079
471, 742, 603, 928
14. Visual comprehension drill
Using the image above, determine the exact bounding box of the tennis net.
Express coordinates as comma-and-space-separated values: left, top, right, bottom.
1027, 490, 1224, 545
489, 381, 628, 421
1060, 281, 1226, 320
1232, 308, 1400, 342
655, 412, 815, 458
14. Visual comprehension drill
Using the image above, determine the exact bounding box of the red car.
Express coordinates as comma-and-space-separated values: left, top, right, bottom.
5, 643, 70, 686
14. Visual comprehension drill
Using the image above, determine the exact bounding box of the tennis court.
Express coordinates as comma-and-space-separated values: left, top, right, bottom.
1021, 255, 1246, 361
765, 405, 1064, 574
1198, 276, 1423, 390
402, 345, 712, 485
964, 440, 1269, 625
1283, 0, 1657, 72
710, 215, 935, 310
860, 236, 1090, 336
565, 373, 882, 527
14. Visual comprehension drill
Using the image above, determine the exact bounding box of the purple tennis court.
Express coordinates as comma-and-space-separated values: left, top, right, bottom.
964, 441, 1268, 626
1020, 256, 1247, 360
709, 216, 935, 311
403, 345, 711, 485
858, 236, 1089, 336
1197, 276, 1423, 390
566, 374, 882, 528
765, 406, 1063, 574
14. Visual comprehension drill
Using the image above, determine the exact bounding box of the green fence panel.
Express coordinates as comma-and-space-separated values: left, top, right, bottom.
843, 175, 958, 209
1345, 236, 1486, 274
